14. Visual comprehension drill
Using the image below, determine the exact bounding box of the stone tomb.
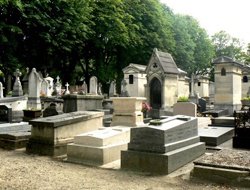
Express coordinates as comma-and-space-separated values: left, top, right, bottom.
198, 126, 234, 146
121, 115, 205, 174
111, 97, 146, 127
26, 111, 103, 157
210, 117, 235, 127
67, 127, 130, 166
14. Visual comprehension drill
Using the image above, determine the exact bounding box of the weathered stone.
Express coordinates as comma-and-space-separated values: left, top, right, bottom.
26, 111, 104, 157
67, 127, 130, 165
173, 102, 197, 117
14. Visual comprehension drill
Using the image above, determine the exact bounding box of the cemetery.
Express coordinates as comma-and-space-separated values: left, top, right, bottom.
1, 49, 250, 188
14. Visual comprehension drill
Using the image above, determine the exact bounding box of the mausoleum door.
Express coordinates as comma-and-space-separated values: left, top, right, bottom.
150, 78, 162, 109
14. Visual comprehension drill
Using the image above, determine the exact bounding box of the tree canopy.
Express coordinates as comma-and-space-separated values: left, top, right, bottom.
1, 0, 218, 93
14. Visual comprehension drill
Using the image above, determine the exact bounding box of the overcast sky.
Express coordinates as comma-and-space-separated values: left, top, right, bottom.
160, 0, 250, 44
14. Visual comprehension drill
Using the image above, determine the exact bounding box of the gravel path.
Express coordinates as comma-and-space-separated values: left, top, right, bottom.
0, 148, 238, 190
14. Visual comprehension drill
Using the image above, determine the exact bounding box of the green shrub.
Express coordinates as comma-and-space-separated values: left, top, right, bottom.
177, 96, 189, 102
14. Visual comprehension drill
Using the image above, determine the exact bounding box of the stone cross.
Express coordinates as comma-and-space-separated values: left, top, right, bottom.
12, 69, 23, 97
0, 82, 4, 98
65, 82, 70, 95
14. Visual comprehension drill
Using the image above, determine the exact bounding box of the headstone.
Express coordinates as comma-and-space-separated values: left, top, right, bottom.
44, 76, 54, 97
121, 115, 205, 174
65, 82, 70, 95
0, 82, 4, 98
82, 81, 88, 94
41, 79, 49, 97
55, 76, 62, 96
22, 67, 29, 95
109, 80, 117, 97
173, 102, 197, 117
89, 76, 98, 95
97, 82, 102, 95
27, 68, 43, 109
120, 79, 129, 97
0, 105, 12, 123
12, 69, 23, 97
198, 98, 206, 113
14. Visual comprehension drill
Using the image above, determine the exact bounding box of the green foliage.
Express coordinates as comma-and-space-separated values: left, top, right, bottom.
177, 96, 189, 102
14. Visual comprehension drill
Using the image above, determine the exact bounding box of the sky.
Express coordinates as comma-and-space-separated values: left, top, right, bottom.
160, 0, 250, 44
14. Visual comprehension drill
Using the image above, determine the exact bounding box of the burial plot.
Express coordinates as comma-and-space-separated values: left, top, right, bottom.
198, 126, 234, 146
121, 115, 205, 174
26, 111, 103, 157
67, 127, 130, 166
192, 149, 250, 188
0, 122, 31, 150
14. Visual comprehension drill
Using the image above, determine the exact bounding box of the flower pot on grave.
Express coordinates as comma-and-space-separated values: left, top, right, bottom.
241, 100, 250, 106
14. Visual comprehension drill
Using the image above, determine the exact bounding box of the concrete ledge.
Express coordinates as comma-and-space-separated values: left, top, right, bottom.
121, 142, 205, 174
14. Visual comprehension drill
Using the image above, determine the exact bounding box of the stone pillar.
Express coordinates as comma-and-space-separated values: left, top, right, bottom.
0, 82, 4, 98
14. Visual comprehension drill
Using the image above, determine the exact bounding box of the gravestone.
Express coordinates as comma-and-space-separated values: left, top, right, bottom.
54, 76, 62, 96
41, 79, 49, 96
97, 82, 102, 95
0, 105, 12, 123
198, 98, 207, 113
22, 67, 29, 95
12, 69, 23, 97
43, 103, 62, 117
82, 81, 88, 94
67, 127, 130, 165
173, 102, 197, 117
26, 111, 104, 156
0, 82, 4, 98
121, 115, 205, 174
89, 76, 98, 95
109, 81, 117, 97
65, 82, 70, 95
120, 79, 129, 97
44, 76, 54, 96
27, 68, 43, 110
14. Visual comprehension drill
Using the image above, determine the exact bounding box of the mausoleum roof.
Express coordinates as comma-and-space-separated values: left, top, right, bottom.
156, 49, 179, 74
122, 63, 146, 73
213, 56, 244, 67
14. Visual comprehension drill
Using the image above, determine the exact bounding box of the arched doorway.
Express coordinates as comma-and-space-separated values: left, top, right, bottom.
150, 77, 162, 109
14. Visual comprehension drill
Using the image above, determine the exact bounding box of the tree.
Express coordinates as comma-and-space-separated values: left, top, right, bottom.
173, 15, 214, 76
211, 30, 245, 61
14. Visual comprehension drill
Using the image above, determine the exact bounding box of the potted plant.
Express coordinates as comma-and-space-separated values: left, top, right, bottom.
241, 96, 250, 106
177, 96, 189, 102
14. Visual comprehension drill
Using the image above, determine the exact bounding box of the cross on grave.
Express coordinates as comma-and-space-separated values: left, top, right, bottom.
65, 82, 70, 95
14, 69, 22, 82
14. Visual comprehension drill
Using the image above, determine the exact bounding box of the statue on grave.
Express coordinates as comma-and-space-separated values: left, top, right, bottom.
12, 69, 23, 97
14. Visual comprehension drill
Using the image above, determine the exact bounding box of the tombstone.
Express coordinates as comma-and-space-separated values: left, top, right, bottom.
43, 103, 62, 117
22, 67, 29, 95
27, 68, 43, 110
120, 79, 129, 97
89, 76, 98, 95
97, 82, 102, 95
44, 76, 54, 97
198, 98, 207, 113
0, 82, 4, 98
121, 115, 205, 174
26, 111, 104, 156
173, 102, 197, 117
109, 80, 117, 97
55, 76, 62, 96
12, 69, 23, 97
0, 105, 12, 123
65, 82, 70, 95
82, 81, 88, 94
67, 127, 130, 165
41, 79, 49, 97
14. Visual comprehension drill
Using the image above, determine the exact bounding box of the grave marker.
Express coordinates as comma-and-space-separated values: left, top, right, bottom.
12, 69, 23, 97
89, 76, 98, 94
